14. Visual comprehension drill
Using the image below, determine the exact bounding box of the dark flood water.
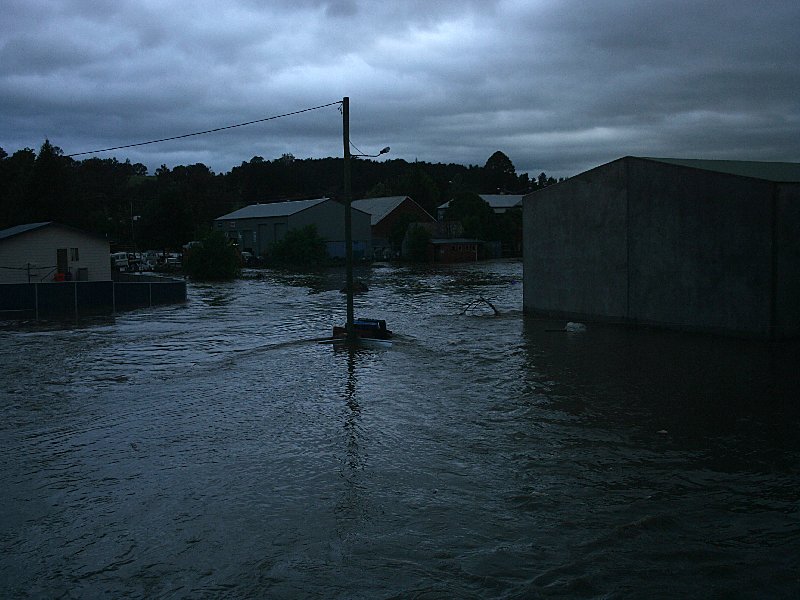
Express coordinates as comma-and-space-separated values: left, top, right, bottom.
1, 260, 799, 599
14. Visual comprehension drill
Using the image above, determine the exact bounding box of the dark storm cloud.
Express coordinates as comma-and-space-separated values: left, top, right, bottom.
1, 0, 798, 178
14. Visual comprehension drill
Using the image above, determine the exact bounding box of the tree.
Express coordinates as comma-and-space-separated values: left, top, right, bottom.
27, 140, 76, 225
445, 191, 496, 240
184, 229, 241, 281
268, 225, 327, 267
0, 148, 36, 229
405, 224, 431, 262
483, 151, 518, 193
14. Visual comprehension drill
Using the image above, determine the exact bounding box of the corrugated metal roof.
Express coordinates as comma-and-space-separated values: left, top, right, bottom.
215, 198, 329, 220
352, 196, 409, 226
438, 194, 524, 211
0, 222, 52, 242
641, 157, 800, 182
478, 194, 525, 208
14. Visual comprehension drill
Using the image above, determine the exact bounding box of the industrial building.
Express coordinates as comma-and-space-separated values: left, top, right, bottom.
214, 198, 372, 260
523, 156, 800, 339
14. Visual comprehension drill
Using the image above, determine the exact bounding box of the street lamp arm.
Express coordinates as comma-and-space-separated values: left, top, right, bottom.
350, 146, 390, 158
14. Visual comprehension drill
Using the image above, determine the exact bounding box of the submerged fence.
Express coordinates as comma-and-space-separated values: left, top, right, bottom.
0, 279, 187, 320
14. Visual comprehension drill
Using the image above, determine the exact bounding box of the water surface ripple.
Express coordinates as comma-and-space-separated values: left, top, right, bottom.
1, 261, 798, 599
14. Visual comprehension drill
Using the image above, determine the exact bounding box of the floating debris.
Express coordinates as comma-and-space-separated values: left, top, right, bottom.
461, 297, 500, 316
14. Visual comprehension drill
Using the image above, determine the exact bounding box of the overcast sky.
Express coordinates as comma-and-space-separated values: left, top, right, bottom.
2, 0, 798, 178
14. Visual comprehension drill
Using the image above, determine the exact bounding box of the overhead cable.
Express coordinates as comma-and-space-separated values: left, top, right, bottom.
66, 101, 342, 158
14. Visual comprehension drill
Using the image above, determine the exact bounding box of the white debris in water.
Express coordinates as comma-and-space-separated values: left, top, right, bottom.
565, 322, 586, 332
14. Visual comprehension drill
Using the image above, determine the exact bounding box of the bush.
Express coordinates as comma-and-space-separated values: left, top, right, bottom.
268, 225, 328, 267
405, 224, 431, 262
184, 230, 241, 281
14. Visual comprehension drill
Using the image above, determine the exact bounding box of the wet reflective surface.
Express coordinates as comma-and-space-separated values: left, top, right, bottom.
2, 260, 799, 598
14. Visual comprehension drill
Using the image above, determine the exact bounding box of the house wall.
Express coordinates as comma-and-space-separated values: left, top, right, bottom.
432, 242, 481, 263
523, 157, 798, 338
289, 201, 371, 258
0, 225, 111, 284
372, 198, 435, 240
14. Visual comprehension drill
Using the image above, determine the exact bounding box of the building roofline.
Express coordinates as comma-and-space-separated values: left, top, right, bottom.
0, 221, 108, 244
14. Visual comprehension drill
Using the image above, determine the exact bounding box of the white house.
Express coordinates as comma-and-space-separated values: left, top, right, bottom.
0, 222, 112, 284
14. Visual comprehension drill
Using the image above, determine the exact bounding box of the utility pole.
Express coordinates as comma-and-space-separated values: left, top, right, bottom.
342, 97, 355, 340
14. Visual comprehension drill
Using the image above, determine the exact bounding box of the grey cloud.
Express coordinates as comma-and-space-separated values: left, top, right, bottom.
1, 0, 798, 179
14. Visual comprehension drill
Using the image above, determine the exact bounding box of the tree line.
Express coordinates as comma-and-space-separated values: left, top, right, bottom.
0, 142, 561, 251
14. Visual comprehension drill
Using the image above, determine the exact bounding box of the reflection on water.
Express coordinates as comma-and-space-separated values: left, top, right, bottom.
1, 260, 798, 599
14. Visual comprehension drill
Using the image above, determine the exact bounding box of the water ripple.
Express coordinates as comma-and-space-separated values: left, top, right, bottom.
1, 261, 799, 598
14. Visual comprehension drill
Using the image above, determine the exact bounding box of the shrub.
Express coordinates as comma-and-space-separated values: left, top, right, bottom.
405, 224, 432, 262
268, 225, 328, 267
184, 230, 241, 281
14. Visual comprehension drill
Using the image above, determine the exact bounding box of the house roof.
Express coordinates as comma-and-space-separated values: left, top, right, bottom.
352, 196, 407, 225
479, 194, 525, 209
215, 198, 330, 220
0, 222, 52, 242
640, 157, 800, 183
0, 221, 108, 244
351, 196, 432, 226
438, 194, 525, 211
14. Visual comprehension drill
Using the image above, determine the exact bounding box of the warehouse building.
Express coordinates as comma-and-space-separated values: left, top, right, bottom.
523, 156, 800, 339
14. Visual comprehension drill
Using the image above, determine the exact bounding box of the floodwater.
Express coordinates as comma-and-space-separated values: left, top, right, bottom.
1, 260, 798, 599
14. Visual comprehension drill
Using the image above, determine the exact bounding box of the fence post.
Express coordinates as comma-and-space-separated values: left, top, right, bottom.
34, 283, 39, 320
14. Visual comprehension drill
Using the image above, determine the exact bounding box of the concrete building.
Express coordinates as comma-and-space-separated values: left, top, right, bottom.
523, 156, 800, 339
0, 222, 112, 283
352, 196, 435, 259
214, 198, 372, 259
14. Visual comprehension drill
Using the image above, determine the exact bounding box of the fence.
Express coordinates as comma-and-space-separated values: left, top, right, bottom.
0, 279, 187, 320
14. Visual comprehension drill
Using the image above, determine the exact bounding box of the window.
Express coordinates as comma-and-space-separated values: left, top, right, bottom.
69, 248, 79, 261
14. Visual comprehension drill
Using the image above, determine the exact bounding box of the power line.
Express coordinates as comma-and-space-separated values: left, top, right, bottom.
66, 100, 342, 158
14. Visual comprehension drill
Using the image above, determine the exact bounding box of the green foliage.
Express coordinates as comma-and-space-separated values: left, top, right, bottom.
268, 225, 328, 267
184, 230, 241, 281
405, 224, 432, 262
364, 165, 441, 216
483, 150, 518, 193
0, 142, 557, 254
445, 192, 497, 240
389, 212, 419, 251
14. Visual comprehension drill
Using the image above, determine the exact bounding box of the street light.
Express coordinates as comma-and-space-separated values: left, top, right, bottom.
352, 146, 390, 158
341, 97, 390, 341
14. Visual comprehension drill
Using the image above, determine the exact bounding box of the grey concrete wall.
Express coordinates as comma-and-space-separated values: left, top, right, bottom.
626, 159, 773, 337
523, 156, 798, 339
776, 183, 800, 336
523, 158, 629, 320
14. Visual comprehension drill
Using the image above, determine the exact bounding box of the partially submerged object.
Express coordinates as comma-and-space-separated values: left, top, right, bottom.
332, 318, 393, 342
461, 296, 500, 316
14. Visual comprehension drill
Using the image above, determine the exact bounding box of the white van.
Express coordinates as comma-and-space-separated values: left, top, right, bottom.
110, 252, 129, 269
